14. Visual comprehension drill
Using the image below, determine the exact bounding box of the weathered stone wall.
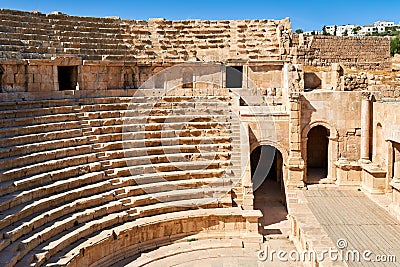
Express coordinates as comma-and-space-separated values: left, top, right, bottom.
370, 85, 400, 98
372, 101, 400, 168
343, 72, 368, 91
301, 91, 363, 161
247, 64, 283, 89
295, 35, 391, 70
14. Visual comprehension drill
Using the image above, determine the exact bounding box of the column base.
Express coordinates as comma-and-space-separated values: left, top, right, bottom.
359, 158, 371, 164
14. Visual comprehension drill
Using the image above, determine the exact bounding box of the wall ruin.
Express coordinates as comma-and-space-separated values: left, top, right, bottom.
295, 35, 391, 70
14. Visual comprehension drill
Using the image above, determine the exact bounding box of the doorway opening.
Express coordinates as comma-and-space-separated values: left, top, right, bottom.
307, 125, 329, 183
182, 71, 193, 88
0, 66, 3, 92
251, 145, 288, 236
58, 66, 78, 91
123, 67, 136, 89
226, 66, 243, 88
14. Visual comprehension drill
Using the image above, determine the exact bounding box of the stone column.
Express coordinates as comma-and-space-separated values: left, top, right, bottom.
243, 65, 248, 89
360, 92, 372, 163
328, 135, 339, 181
241, 123, 254, 210
287, 92, 305, 189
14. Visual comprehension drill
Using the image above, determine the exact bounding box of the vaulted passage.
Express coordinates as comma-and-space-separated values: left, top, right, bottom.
307, 125, 329, 183
251, 145, 288, 236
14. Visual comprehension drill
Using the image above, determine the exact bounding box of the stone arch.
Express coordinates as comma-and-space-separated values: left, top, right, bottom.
251, 143, 289, 235
250, 140, 289, 167
301, 121, 339, 182
249, 139, 289, 192
301, 120, 338, 139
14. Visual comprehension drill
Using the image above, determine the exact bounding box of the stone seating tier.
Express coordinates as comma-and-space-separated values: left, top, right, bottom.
0, 88, 245, 266
0, 8, 285, 61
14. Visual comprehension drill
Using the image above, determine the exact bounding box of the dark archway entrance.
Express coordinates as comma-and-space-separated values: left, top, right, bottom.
226, 66, 242, 88
306, 125, 329, 183
58, 66, 78, 91
251, 145, 288, 236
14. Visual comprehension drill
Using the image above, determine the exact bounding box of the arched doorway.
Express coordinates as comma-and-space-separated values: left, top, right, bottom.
251, 145, 287, 236
306, 125, 329, 183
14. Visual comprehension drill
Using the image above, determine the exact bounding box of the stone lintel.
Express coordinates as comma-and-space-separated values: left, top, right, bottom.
247, 60, 284, 67
50, 56, 83, 65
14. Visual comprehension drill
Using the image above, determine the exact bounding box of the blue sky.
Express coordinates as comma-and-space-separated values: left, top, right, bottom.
0, 0, 399, 31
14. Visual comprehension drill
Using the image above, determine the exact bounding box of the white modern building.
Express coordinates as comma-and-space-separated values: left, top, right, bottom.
359, 25, 386, 35
321, 21, 397, 36
324, 25, 336, 35
373, 21, 395, 28
303, 30, 321, 36
323, 25, 357, 36
337, 25, 357, 36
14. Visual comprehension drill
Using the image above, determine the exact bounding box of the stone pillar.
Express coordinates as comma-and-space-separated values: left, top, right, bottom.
328, 135, 339, 181
386, 141, 394, 193
287, 92, 305, 189
243, 65, 248, 89
360, 92, 372, 163
241, 124, 254, 210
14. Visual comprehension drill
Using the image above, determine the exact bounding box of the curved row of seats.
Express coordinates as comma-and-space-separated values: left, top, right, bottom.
0, 9, 152, 60
0, 88, 246, 266
0, 9, 283, 61
148, 19, 282, 61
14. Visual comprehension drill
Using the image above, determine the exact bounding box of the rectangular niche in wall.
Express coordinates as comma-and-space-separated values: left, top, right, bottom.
58, 66, 78, 91
226, 66, 243, 88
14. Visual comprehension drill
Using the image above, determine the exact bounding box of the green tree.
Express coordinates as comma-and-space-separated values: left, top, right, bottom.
352, 26, 361, 34
322, 25, 329, 35
295, 29, 304, 34
334, 25, 337, 36
390, 35, 400, 56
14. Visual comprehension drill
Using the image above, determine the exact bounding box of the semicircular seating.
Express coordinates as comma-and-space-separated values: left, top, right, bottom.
0, 88, 260, 267
0, 9, 282, 62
